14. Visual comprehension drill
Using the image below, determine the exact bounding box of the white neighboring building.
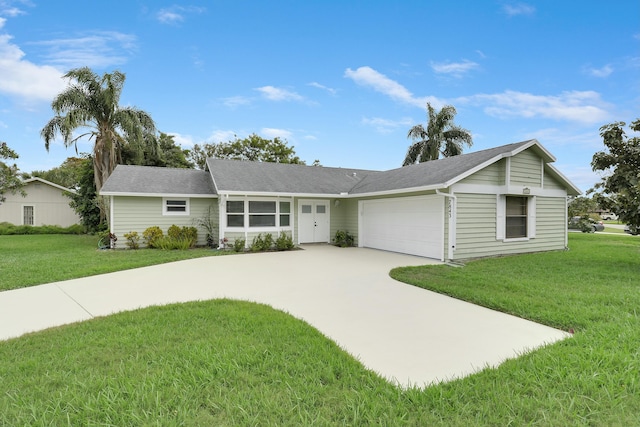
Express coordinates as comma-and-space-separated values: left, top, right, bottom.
0, 177, 80, 227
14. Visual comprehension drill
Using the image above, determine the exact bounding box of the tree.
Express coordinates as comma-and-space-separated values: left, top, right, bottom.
567, 196, 598, 219
403, 103, 473, 166
590, 119, 640, 233
67, 156, 103, 233
30, 157, 87, 189
41, 67, 156, 197
0, 142, 25, 203
189, 134, 305, 170
122, 132, 192, 168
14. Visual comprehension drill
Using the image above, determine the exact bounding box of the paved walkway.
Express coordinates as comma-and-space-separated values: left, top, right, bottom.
0, 245, 569, 388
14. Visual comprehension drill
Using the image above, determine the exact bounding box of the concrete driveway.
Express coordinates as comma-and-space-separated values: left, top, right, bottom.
0, 245, 569, 388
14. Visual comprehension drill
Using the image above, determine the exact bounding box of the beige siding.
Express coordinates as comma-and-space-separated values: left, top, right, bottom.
111, 196, 218, 246
0, 181, 80, 227
458, 159, 506, 185
543, 170, 566, 190
330, 198, 359, 244
454, 193, 566, 260
510, 149, 542, 187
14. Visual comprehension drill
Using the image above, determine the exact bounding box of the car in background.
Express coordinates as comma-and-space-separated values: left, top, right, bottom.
568, 216, 605, 232
601, 212, 618, 221
624, 225, 639, 235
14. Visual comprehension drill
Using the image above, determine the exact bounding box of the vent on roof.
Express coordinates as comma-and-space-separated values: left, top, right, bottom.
352, 172, 357, 177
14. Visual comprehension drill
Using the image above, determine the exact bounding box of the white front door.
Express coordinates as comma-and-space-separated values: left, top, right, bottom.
298, 200, 330, 243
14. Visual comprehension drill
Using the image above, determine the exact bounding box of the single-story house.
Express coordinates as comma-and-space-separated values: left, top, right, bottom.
100, 139, 581, 261
0, 177, 80, 227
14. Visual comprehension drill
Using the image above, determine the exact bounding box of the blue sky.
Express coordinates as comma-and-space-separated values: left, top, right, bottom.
1, 1, 638, 192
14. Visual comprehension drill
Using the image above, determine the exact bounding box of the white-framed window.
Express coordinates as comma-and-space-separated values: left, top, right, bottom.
163, 198, 190, 216
23, 205, 35, 225
226, 198, 292, 230
497, 195, 536, 241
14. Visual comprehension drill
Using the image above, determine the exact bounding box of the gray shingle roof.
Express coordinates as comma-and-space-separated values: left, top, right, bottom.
350, 140, 536, 194
100, 165, 217, 195
207, 158, 380, 194
100, 140, 579, 197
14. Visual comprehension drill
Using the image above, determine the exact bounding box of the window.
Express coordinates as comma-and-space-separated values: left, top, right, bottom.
163, 198, 189, 215
279, 202, 290, 227
226, 199, 293, 230
505, 196, 527, 238
497, 195, 536, 241
227, 201, 244, 227
23, 206, 34, 226
249, 201, 276, 227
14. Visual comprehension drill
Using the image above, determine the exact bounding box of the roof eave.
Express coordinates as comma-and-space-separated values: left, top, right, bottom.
100, 191, 218, 198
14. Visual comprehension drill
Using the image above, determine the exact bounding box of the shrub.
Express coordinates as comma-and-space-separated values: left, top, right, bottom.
155, 236, 192, 250
123, 231, 140, 249
181, 226, 198, 248
334, 230, 355, 247
167, 225, 182, 240
0, 223, 85, 235
275, 232, 295, 251
250, 233, 274, 252
233, 238, 245, 252
142, 226, 163, 248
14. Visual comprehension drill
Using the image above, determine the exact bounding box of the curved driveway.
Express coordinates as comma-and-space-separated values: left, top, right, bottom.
0, 245, 568, 387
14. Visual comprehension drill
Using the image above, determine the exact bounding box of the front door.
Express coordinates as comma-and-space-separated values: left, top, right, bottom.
298, 200, 330, 243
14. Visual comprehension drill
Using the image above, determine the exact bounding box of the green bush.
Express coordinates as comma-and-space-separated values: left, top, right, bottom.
333, 230, 355, 247
123, 231, 140, 249
155, 236, 193, 250
142, 226, 163, 248
233, 238, 245, 252
0, 223, 85, 235
275, 232, 295, 251
167, 225, 182, 240
250, 233, 274, 252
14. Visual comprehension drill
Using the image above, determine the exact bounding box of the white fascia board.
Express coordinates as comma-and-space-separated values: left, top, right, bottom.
346, 184, 445, 198
451, 182, 569, 197
24, 177, 77, 194
99, 191, 218, 198
218, 190, 343, 198
510, 139, 556, 162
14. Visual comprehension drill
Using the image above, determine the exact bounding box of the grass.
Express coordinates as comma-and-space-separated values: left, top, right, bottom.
0, 233, 639, 425
0, 234, 224, 291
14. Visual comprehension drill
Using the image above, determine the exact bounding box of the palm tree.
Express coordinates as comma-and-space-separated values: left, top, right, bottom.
403, 103, 473, 166
41, 67, 156, 195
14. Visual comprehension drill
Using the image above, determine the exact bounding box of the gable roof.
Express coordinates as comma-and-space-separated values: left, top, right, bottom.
100, 165, 217, 197
100, 140, 580, 198
206, 158, 379, 195
24, 177, 77, 194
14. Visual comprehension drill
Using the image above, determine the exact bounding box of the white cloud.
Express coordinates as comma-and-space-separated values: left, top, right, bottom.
255, 86, 304, 102
0, 33, 65, 103
344, 66, 442, 108
222, 96, 251, 108
166, 132, 194, 148
208, 130, 237, 143
261, 128, 292, 139
463, 90, 611, 124
0, 1, 29, 18
585, 64, 613, 78
157, 5, 206, 25
362, 117, 413, 134
308, 81, 337, 95
31, 31, 137, 68
430, 60, 479, 78
502, 2, 535, 16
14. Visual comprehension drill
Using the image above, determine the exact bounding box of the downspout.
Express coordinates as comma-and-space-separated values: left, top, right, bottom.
436, 189, 456, 261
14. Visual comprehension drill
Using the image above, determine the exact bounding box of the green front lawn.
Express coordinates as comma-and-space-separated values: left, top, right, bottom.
0, 234, 223, 291
0, 233, 638, 425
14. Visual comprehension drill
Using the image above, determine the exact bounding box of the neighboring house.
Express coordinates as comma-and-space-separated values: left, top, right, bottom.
100, 139, 581, 261
0, 177, 80, 227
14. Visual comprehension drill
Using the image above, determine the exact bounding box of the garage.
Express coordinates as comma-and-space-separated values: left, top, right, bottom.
359, 195, 444, 260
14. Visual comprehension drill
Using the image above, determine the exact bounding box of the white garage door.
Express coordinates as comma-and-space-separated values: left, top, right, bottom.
360, 195, 444, 260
